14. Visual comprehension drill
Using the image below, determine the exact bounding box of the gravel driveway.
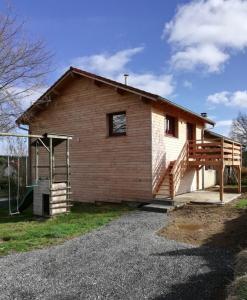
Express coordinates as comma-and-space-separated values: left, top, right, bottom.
0, 211, 233, 300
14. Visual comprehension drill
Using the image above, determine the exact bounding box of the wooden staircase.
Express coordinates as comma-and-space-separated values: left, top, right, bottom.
155, 141, 189, 200
155, 161, 174, 199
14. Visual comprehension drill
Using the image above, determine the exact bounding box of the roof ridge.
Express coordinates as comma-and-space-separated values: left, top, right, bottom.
16, 67, 215, 126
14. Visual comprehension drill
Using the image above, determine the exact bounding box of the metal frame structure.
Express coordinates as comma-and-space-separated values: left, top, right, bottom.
0, 132, 72, 216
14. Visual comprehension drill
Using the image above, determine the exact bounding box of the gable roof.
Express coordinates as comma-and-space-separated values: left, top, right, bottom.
16, 67, 215, 125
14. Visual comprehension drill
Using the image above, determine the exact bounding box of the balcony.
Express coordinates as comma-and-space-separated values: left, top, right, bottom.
188, 139, 242, 167
169, 138, 242, 202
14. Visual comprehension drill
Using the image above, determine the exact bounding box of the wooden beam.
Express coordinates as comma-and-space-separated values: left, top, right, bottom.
219, 165, 224, 202
140, 96, 151, 104
93, 80, 103, 87
196, 167, 199, 190
188, 161, 221, 166
115, 87, 126, 95
237, 166, 241, 193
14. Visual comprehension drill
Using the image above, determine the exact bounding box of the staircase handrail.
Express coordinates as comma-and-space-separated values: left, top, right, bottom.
170, 141, 189, 198
170, 141, 189, 175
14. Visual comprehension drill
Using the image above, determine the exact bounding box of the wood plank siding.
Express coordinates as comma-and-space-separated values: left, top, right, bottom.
29, 77, 153, 203
25, 69, 220, 203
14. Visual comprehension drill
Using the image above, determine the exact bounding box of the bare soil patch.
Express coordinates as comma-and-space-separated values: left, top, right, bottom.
158, 196, 247, 252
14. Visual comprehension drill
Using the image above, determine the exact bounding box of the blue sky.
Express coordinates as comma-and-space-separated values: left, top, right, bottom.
1, 0, 247, 136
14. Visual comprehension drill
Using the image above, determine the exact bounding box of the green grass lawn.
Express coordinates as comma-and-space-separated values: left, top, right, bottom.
235, 198, 247, 209
0, 203, 132, 256
238, 279, 247, 300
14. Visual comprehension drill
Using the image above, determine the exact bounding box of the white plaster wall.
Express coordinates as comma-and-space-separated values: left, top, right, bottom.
151, 106, 204, 195
204, 168, 217, 188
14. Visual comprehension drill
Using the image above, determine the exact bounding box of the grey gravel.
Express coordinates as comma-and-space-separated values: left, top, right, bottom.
0, 211, 233, 300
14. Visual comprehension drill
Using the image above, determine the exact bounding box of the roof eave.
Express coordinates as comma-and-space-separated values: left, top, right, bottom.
204, 129, 241, 145
16, 68, 73, 125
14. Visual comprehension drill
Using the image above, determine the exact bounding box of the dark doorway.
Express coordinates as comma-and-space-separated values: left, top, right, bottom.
187, 123, 195, 140
43, 194, 50, 216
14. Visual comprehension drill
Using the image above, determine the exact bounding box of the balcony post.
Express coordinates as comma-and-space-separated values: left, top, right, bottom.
237, 165, 241, 194
219, 165, 224, 202
196, 167, 199, 190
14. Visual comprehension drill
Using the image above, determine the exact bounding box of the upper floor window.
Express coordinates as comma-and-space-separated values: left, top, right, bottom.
165, 115, 178, 137
108, 111, 126, 136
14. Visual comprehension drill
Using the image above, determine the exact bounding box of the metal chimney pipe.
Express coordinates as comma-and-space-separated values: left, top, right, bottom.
124, 74, 129, 85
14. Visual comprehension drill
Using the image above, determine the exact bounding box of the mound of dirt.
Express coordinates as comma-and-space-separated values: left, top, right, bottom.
158, 202, 247, 252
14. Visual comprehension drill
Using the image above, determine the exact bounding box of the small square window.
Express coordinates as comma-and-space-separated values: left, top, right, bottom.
165, 115, 178, 137
108, 112, 126, 136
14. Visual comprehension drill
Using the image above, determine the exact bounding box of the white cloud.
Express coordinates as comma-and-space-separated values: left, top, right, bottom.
70, 47, 144, 77
215, 120, 232, 127
214, 119, 233, 136
164, 0, 247, 72
171, 44, 229, 72
23, 87, 48, 109
5, 85, 48, 110
116, 72, 174, 96
207, 90, 247, 107
70, 48, 175, 97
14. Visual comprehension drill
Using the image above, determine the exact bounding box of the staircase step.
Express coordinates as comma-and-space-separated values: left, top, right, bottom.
157, 187, 170, 194
155, 194, 170, 198
155, 190, 170, 198
159, 183, 170, 187
158, 191, 170, 195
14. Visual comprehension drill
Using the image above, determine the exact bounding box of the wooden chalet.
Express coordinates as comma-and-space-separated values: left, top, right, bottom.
17, 67, 242, 204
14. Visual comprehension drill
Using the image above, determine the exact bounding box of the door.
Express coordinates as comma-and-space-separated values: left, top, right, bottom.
187, 123, 195, 141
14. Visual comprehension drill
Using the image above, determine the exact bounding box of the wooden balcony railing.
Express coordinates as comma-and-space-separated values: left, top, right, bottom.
188, 139, 242, 166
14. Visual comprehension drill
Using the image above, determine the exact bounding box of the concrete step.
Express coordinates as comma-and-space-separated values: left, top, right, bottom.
153, 199, 174, 205
140, 203, 175, 213
140, 199, 186, 213
155, 199, 186, 207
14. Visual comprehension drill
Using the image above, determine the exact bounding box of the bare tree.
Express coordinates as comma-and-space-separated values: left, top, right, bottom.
230, 113, 247, 147
6, 136, 28, 157
0, 5, 52, 131
230, 112, 247, 166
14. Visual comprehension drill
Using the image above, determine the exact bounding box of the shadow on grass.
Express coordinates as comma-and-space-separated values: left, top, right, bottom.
0, 202, 131, 224
151, 209, 247, 300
